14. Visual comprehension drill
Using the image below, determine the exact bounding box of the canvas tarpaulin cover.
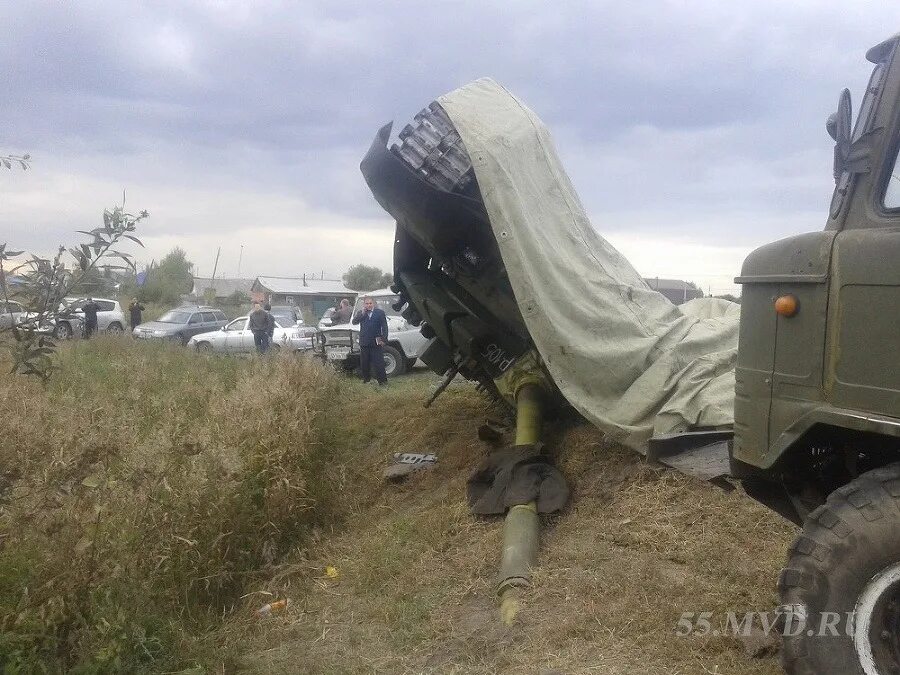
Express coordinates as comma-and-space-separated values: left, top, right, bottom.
437, 78, 740, 452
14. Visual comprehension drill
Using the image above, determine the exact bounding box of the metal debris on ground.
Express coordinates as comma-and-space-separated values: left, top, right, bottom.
382, 452, 438, 482
256, 599, 290, 617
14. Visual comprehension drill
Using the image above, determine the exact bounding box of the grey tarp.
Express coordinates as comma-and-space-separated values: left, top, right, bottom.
438, 79, 740, 452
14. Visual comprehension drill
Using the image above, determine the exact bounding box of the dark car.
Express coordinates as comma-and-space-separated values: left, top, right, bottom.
133, 306, 228, 345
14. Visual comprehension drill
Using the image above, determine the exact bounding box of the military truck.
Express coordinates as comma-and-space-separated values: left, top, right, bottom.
360, 32, 900, 675
731, 33, 900, 674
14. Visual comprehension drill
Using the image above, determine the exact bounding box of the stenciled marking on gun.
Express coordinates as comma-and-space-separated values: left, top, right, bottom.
481, 343, 514, 372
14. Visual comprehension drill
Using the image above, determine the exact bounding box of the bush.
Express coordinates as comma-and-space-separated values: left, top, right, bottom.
0, 339, 343, 672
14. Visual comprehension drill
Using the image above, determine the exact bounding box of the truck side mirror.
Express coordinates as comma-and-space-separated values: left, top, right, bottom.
830, 89, 853, 181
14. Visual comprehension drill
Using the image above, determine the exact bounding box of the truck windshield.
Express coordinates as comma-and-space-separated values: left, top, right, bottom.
352, 295, 402, 317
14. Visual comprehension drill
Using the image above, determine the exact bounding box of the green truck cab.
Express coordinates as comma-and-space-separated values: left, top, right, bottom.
733, 32, 900, 675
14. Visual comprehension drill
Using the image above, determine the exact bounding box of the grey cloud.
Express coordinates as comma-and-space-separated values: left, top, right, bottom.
2, 1, 900, 255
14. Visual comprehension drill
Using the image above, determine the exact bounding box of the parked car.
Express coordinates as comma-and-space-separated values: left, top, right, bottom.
50, 297, 126, 339
188, 315, 315, 353
269, 305, 303, 327
133, 306, 228, 345
0, 300, 27, 330
313, 288, 428, 377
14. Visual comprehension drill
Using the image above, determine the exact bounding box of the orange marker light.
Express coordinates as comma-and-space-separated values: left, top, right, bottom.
775, 295, 799, 317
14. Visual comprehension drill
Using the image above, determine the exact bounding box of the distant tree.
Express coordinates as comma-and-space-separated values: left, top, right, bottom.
343, 264, 393, 292
714, 293, 742, 304
226, 289, 250, 304
139, 247, 195, 304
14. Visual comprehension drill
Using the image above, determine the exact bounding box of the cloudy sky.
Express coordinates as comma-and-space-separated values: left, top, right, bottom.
2, 1, 899, 294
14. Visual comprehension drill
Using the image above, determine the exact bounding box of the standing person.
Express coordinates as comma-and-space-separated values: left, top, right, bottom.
263, 303, 276, 352
333, 298, 352, 324
248, 302, 269, 354
81, 297, 100, 338
128, 298, 145, 332
352, 296, 389, 385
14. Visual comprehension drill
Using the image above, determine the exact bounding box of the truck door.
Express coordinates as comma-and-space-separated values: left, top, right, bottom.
823, 42, 900, 418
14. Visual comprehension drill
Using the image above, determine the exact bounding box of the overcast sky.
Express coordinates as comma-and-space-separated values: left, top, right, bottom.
2, 1, 899, 294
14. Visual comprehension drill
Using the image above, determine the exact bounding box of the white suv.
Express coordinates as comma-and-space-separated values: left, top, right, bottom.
51, 297, 126, 338
314, 288, 428, 377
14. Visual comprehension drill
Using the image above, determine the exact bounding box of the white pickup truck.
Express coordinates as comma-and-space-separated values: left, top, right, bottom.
314, 288, 428, 377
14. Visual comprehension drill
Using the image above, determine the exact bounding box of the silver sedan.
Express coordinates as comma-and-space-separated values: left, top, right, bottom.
187, 316, 315, 353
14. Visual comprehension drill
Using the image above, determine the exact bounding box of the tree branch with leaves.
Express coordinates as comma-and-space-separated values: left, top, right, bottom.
0, 204, 148, 381
1, 154, 31, 171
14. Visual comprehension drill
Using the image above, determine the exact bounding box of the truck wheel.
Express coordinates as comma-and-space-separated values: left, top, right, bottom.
779, 462, 900, 675
106, 322, 124, 334
383, 345, 406, 377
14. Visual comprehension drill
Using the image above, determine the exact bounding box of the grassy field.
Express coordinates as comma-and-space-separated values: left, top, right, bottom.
0, 338, 797, 673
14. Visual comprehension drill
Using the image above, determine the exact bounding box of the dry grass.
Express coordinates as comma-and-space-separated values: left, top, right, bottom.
215, 385, 797, 675
0, 339, 798, 674
0, 337, 345, 672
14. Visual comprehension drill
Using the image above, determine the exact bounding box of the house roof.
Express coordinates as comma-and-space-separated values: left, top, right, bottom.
252, 276, 355, 296
192, 277, 255, 297
642, 278, 701, 292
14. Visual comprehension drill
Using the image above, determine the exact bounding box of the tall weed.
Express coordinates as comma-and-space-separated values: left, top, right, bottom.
0, 338, 343, 672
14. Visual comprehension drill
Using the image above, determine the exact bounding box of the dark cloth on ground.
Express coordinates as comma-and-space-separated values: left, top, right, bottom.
467, 445, 570, 515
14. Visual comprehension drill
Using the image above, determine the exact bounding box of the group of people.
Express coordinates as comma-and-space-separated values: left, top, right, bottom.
115, 294, 391, 385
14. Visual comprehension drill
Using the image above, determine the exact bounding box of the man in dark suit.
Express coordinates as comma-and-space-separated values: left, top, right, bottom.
352, 296, 389, 385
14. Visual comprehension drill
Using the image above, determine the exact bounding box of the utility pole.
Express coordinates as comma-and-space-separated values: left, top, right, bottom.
237, 245, 244, 278
211, 247, 221, 281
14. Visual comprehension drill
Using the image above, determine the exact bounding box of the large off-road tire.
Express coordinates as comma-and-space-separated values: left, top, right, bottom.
382, 345, 406, 377
779, 462, 900, 675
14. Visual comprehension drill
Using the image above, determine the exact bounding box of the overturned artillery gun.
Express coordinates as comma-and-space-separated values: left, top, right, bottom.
361, 78, 741, 623
362, 32, 900, 675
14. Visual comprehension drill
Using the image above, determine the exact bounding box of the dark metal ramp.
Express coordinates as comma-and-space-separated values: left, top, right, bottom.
647, 430, 734, 490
